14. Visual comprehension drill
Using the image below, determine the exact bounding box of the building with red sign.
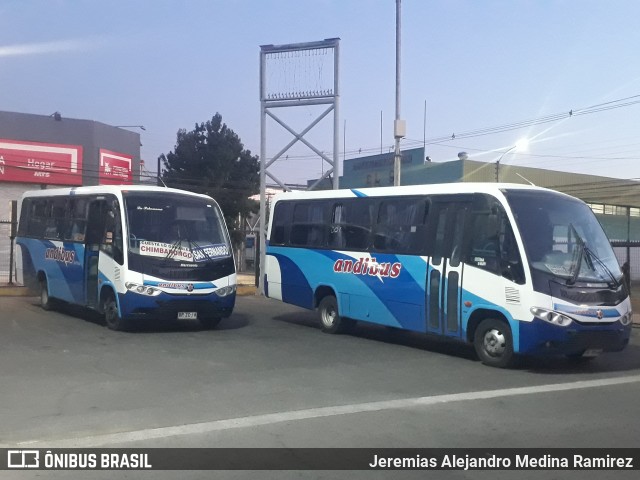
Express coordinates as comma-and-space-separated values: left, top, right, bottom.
0, 110, 142, 220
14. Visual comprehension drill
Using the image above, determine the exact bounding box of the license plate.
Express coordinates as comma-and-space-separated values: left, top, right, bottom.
583, 349, 603, 357
178, 312, 198, 320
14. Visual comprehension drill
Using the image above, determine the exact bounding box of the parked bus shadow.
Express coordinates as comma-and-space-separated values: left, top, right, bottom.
38, 300, 250, 333
272, 311, 640, 373
124, 314, 251, 333
271, 311, 477, 362
518, 343, 640, 374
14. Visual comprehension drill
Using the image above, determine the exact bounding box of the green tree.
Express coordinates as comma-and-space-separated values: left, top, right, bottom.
159, 113, 259, 246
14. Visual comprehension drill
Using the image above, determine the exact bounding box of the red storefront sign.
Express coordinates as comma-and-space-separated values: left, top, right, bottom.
0, 139, 83, 185
99, 149, 133, 185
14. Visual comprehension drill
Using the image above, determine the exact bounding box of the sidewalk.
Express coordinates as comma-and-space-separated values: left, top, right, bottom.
236, 272, 258, 296
0, 282, 30, 296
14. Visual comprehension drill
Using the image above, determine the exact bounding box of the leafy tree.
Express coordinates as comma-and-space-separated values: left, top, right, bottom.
159, 113, 259, 246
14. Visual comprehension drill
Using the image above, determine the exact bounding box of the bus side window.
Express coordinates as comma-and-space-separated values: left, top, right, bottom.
331, 199, 376, 250
43, 198, 66, 240
64, 198, 88, 242
102, 199, 124, 265
290, 202, 325, 248
374, 197, 421, 253
468, 202, 525, 284
328, 204, 346, 249
270, 202, 291, 246
468, 210, 500, 273
27, 200, 47, 237
499, 215, 525, 284
18, 198, 31, 236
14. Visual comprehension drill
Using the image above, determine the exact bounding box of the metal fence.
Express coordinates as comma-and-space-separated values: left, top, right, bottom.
0, 220, 15, 284
611, 242, 640, 282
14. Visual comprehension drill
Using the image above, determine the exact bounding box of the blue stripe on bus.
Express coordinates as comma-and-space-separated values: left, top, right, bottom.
143, 280, 216, 290
18, 238, 85, 303
267, 247, 522, 346
269, 248, 427, 331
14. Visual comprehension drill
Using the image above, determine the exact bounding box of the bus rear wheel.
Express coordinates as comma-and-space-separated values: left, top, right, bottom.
473, 318, 515, 368
318, 295, 353, 334
39, 277, 54, 311
103, 292, 128, 331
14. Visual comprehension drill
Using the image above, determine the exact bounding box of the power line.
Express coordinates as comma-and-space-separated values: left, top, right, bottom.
264, 93, 640, 163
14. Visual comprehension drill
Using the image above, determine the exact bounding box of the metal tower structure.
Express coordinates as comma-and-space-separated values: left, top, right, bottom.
258, 38, 340, 294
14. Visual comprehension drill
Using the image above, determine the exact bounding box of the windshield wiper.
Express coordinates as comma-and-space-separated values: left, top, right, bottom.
187, 238, 215, 263
163, 237, 184, 261
176, 222, 215, 263
567, 223, 620, 287
567, 224, 585, 286
584, 245, 621, 288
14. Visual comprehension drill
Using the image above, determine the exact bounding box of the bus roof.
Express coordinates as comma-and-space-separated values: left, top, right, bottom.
270, 182, 576, 203
19, 184, 213, 201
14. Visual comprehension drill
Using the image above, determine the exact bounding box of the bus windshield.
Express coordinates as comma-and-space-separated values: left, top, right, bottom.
505, 189, 622, 285
124, 192, 231, 263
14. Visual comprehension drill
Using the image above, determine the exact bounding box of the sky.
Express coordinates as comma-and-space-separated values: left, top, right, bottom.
1, 0, 640, 186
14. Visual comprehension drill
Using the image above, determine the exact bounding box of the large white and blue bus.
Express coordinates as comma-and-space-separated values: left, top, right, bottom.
16, 185, 236, 330
265, 183, 632, 367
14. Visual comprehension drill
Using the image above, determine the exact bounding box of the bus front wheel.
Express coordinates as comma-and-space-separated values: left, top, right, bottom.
103, 292, 128, 331
473, 318, 515, 368
318, 295, 353, 334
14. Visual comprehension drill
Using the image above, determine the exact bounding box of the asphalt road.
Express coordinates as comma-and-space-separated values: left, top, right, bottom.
1, 294, 639, 479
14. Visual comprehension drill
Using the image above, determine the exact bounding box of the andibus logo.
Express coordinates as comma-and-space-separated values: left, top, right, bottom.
333, 257, 402, 279
45, 246, 76, 265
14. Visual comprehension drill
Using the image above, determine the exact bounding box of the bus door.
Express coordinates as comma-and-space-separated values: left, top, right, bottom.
426, 197, 472, 337
85, 198, 109, 307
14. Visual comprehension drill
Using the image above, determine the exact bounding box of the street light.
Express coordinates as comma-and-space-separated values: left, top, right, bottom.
495, 139, 528, 182
114, 125, 146, 130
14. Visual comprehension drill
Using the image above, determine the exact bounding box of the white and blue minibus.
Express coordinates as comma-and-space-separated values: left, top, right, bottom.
16, 185, 236, 330
265, 183, 632, 367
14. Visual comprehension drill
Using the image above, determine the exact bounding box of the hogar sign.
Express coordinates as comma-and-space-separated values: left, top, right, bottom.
0, 139, 83, 185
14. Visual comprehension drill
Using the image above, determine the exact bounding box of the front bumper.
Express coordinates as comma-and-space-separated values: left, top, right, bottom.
518, 317, 631, 356
119, 290, 236, 321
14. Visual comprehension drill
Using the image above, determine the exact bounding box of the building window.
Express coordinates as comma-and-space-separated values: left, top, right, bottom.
589, 203, 604, 214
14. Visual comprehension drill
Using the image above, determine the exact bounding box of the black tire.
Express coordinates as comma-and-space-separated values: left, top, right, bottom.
473, 318, 515, 368
200, 316, 222, 329
318, 295, 353, 334
39, 277, 54, 311
103, 292, 128, 331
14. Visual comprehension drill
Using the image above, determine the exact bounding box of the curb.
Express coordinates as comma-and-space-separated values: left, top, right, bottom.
0, 285, 31, 297
237, 285, 257, 296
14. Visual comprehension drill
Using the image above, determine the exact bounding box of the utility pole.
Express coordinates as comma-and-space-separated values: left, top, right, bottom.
393, 0, 405, 186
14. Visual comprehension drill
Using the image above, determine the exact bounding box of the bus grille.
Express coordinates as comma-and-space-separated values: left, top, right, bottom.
566, 330, 627, 351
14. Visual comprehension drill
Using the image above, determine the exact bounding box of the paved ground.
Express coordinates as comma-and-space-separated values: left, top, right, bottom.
0, 293, 639, 480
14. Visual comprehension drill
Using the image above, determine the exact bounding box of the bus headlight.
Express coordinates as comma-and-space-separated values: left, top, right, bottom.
215, 285, 236, 297
125, 282, 161, 296
620, 311, 633, 326
530, 307, 573, 327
